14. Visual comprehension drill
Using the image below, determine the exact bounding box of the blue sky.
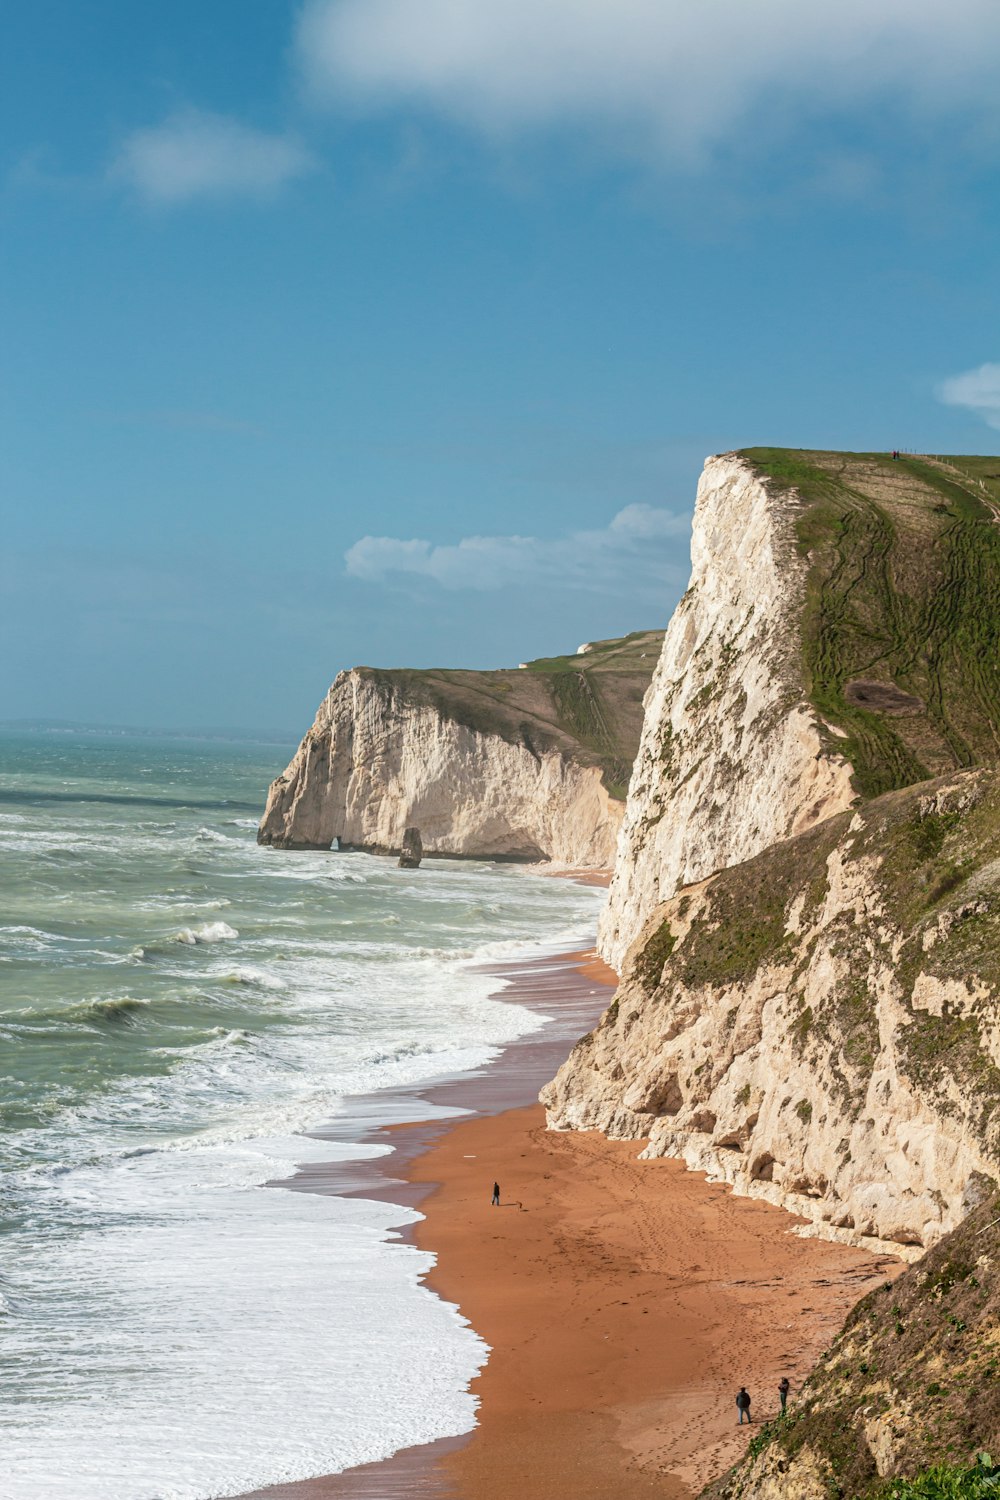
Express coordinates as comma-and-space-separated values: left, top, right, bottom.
3, 1, 1000, 733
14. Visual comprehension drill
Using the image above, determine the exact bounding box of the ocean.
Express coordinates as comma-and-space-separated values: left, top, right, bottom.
0, 728, 603, 1499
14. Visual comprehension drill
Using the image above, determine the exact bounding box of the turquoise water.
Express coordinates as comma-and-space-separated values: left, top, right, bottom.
0, 729, 602, 1498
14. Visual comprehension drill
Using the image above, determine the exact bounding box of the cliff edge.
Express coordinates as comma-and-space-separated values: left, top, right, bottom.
258, 632, 662, 864
601, 449, 1000, 969
546, 447, 1000, 1254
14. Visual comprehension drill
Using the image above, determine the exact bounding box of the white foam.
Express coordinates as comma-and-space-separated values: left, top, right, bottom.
220, 965, 288, 990
0, 775, 605, 1500
0, 1133, 487, 1499
174, 921, 239, 946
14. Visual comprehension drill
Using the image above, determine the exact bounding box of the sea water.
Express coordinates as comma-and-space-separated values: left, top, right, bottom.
0, 728, 602, 1499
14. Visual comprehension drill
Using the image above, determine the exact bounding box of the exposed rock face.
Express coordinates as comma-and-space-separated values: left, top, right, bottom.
398, 827, 423, 869
600, 448, 1000, 970
703, 1194, 1000, 1499
258, 634, 662, 863
259, 672, 616, 861
599, 454, 855, 970
544, 768, 1000, 1257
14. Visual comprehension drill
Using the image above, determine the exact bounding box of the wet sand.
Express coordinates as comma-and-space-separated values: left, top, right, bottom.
242, 949, 899, 1500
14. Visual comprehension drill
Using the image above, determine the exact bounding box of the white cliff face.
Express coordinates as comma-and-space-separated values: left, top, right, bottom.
258, 670, 623, 865
599, 453, 856, 970
544, 771, 1000, 1257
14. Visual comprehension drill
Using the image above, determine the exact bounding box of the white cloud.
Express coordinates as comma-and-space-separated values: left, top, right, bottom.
937, 364, 1000, 431
344, 504, 691, 597
296, 0, 1000, 160
111, 109, 315, 205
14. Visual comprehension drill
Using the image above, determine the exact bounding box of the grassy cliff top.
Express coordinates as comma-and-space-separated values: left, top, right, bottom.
354, 630, 664, 800
740, 449, 1000, 799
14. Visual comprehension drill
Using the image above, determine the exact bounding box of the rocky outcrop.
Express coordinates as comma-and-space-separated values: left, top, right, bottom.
398, 827, 423, 869
599, 454, 855, 970
544, 768, 1000, 1256
600, 449, 1000, 970
258, 633, 662, 864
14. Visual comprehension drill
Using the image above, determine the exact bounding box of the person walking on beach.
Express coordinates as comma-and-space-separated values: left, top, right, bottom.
491, 1181, 500, 1206
736, 1388, 752, 1425
778, 1377, 790, 1414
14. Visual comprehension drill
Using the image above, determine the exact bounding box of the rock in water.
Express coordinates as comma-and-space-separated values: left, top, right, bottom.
398, 827, 423, 869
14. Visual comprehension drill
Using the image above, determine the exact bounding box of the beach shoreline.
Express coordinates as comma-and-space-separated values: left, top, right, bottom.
240, 940, 901, 1500
240, 945, 618, 1500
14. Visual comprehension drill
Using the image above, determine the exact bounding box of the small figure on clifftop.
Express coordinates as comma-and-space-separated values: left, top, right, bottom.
491, 1181, 500, 1206
736, 1387, 752, 1424
778, 1377, 790, 1414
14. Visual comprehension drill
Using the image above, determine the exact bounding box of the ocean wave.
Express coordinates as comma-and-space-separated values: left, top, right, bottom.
1, 925, 62, 949
0, 766, 606, 1500
221, 966, 287, 991
70, 995, 151, 1026
135, 895, 233, 914
175, 921, 239, 946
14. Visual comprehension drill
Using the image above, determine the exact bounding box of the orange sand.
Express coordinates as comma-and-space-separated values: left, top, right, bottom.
415, 1105, 899, 1500
242, 951, 900, 1500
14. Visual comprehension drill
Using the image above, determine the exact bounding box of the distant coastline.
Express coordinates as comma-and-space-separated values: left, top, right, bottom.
0, 718, 299, 747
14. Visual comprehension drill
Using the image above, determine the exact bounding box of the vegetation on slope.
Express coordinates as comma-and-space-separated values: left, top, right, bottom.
741, 449, 1000, 799
628, 764, 1000, 1131
887, 1455, 1000, 1498
359, 630, 663, 800
703, 1197, 1000, 1499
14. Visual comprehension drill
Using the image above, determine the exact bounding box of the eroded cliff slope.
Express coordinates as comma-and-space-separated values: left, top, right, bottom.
601, 449, 1000, 968
703, 1193, 1000, 1499
258, 632, 662, 864
543, 767, 1000, 1255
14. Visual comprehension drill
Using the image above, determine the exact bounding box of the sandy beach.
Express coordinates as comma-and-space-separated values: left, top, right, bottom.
243, 947, 900, 1500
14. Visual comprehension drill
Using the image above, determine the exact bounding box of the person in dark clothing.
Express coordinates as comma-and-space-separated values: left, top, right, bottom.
736, 1387, 751, 1424
778, 1377, 790, 1414
491, 1181, 500, 1206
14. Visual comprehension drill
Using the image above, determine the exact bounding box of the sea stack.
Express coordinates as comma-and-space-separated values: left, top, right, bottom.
398, 827, 423, 869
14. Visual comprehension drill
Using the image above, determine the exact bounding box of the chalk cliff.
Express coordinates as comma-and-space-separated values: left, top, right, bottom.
544, 766, 1000, 1256
547, 448, 1000, 1253
258, 633, 662, 864
600, 449, 1000, 969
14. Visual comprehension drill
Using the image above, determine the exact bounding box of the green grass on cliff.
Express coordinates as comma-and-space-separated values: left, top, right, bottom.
618, 766, 1000, 1499
358, 630, 663, 801
887, 1455, 1000, 1498
741, 449, 1000, 799
635, 766, 1000, 1121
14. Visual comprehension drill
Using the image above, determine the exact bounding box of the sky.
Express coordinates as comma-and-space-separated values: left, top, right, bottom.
3, 2, 1000, 734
